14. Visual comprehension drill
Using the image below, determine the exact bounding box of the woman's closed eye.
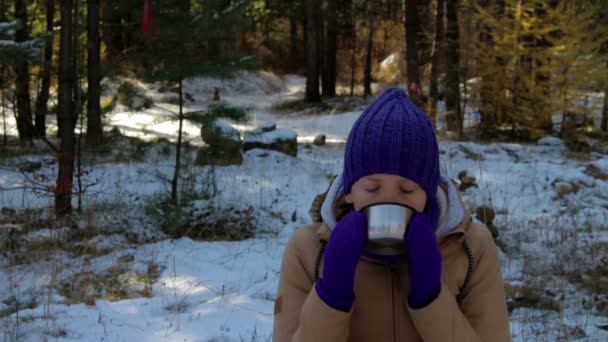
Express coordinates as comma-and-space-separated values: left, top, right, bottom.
399, 187, 415, 194
364, 186, 380, 193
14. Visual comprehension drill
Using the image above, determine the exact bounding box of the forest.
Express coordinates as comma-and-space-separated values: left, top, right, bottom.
1, 0, 608, 340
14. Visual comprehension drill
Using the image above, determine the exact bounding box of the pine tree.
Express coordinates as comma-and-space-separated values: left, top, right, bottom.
549, 1, 606, 136
322, 0, 337, 97
0, 20, 45, 143
305, 0, 322, 102
363, 0, 375, 96
137, 0, 254, 204
428, 0, 445, 127
0, 21, 43, 63
471, 0, 606, 138
445, 0, 461, 134
404, 0, 420, 87
56, 0, 76, 217
34, 0, 55, 138
86, 0, 102, 146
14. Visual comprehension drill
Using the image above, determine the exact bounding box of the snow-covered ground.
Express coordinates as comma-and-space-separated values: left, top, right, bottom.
1, 72, 608, 341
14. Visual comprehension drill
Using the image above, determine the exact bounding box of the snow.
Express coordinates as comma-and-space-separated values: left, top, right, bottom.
537, 136, 565, 147
1, 72, 608, 341
212, 118, 241, 141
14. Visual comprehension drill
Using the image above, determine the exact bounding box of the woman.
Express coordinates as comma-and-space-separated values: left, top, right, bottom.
273, 87, 511, 341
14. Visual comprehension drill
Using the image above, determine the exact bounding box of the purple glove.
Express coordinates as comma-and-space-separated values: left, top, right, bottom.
406, 212, 442, 309
316, 211, 367, 311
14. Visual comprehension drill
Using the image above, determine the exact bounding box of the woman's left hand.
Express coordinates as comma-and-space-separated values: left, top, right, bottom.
405, 212, 442, 309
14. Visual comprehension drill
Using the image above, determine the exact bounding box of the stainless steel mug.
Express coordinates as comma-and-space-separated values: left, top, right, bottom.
362, 203, 415, 256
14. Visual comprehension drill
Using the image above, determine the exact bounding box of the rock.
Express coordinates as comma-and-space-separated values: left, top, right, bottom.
243, 128, 298, 157
18, 161, 42, 173
564, 326, 586, 340
198, 119, 243, 166
475, 206, 496, 226
201, 118, 241, 146
584, 163, 608, 181
248, 121, 277, 135
486, 224, 500, 240
457, 170, 478, 191
458, 145, 484, 161
537, 136, 564, 147
553, 181, 577, 197
313, 134, 326, 146
118, 271, 148, 298
504, 283, 561, 313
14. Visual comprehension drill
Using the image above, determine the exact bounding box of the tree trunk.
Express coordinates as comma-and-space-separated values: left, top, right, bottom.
602, 59, 608, 131
322, 0, 337, 97
171, 79, 184, 204
404, 0, 420, 86
478, 0, 505, 134
34, 0, 55, 139
305, 0, 321, 102
428, 0, 445, 127
363, 0, 375, 96
289, 13, 298, 72
601, 0, 607, 131
101, 2, 121, 62
445, 0, 461, 135
0, 0, 6, 21
416, 0, 433, 66
73, 0, 81, 127
176, 0, 190, 12
56, 0, 75, 217
0, 0, 6, 144
350, 22, 357, 97
15, 0, 34, 142
87, 0, 103, 146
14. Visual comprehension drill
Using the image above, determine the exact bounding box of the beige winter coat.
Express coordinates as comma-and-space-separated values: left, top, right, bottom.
272, 183, 511, 342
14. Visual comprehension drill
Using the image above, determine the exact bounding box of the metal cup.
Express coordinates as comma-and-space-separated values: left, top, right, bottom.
362, 203, 415, 256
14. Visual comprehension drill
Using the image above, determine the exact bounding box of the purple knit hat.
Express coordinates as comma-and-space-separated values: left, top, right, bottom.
343, 87, 441, 228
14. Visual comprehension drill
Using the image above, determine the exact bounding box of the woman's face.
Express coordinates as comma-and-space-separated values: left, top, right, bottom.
345, 173, 427, 212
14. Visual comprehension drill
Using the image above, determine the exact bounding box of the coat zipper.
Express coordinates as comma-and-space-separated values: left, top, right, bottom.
389, 262, 397, 342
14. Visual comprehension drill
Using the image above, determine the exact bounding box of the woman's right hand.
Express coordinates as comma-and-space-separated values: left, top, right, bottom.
315, 211, 368, 311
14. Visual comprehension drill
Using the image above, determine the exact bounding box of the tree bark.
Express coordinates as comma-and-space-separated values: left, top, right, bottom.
445, 0, 461, 135
56, 0, 76, 217
322, 0, 337, 97
404, 0, 420, 86
305, 0, 321, 102
363, 0, 375, 96
73, 0, 81, 126
602, 0, 607, 131
87, 0, 103, 145
416, 0, 433, 66
428, 0, 445, 127
350, 20, 357, 96
15, 0, 34, 142
603, 59, 608, 131
101, 1, 121, 62
34, 0, 55, 139
171, 79, 184, 204
289, 13, 298, 72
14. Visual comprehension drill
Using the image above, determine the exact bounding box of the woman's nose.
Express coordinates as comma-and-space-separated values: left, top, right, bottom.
376, 187, 403, 203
